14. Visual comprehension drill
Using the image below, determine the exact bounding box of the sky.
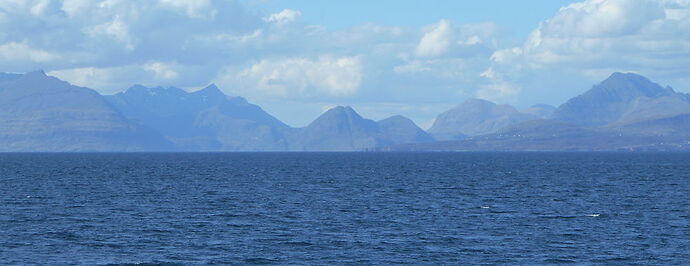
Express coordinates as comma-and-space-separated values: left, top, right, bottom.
1, 0, 690, 128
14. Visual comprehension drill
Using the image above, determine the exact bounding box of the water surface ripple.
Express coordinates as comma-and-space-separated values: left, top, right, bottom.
1, 152, 689, 264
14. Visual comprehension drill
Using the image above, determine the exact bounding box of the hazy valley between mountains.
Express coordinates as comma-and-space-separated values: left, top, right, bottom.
1, 71, 689, 152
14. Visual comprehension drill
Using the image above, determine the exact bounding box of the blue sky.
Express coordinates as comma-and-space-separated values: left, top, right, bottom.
1, 0, 690, 127
249, 0, 576, 35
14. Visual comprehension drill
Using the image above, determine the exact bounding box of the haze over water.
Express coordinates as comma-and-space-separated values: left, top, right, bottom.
2, 152, 688, 264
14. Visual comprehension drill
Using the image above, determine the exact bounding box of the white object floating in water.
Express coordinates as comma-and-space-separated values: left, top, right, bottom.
586, 213, 600, 217
480, 206, 490, 209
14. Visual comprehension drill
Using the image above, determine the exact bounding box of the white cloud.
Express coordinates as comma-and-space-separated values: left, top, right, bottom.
415, 19, 453, 57
495, 0, 690, 76
458, 35, 482, 46
540, 0, 665, 38
48, 66, 124, 93
143, 61, 179, 80
475, 67, 520, 102
85, 15, 135, 51
219, 56, 362, 98
60, 0, 94, 17
263, 9, 301, 26
0, 41, 60, 68
476, 81, 520, 102
49, 62, 196, 93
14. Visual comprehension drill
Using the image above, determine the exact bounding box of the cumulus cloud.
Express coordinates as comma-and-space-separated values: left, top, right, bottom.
143, 61, 180, 80
219, 56, 363, 98
476, 67, 520, 102
263, 9, 301, 25
0, 41, 60, 69
0, 41, 58, 62
415, 19, 454, 57
85, 15, 135, 51
493, 0, 690, 78
414, 20, 497, 58
49, 61, 202, 94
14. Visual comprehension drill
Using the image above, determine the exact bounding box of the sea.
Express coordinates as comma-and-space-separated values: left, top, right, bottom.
1, 152, 689, 264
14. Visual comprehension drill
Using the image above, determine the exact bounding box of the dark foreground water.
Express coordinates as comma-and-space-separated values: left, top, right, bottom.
1, 153, 689, 264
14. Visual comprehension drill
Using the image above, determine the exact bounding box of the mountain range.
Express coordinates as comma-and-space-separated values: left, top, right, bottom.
0, 71, 431, 151
0, 71, 689, 151
389, 72, 690, 151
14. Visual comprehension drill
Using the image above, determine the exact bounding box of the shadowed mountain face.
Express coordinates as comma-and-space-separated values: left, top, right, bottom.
428, 98, 537, 140
288, 106, 433, 151
0, 71, 172, 151
552, 72, 683, 126
106, 84, 290, 151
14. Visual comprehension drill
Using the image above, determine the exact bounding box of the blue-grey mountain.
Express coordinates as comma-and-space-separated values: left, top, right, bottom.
106, 84, 290, 151
288, 106, 433, 151
391, 72, 690, 151
0, 71, 171, 151
552, 72, 689, 126
2, 71, 689, 151
428, 98, 537, 140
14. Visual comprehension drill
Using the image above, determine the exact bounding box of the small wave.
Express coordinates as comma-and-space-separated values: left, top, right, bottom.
586, 213, 600, 217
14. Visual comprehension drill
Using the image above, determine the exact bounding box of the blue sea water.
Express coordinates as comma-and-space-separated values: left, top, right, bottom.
0, 152, 689, 264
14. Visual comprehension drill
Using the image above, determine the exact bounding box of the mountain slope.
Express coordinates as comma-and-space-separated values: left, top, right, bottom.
0, 71, 172, 151
288, 106, 432, 151
428, 98, 537, 140
387, 72, 690, 152
106, 84, 290, 151
377, 115, 435, 145
288, 106, 380, 151
551, 72, 684, 126
387, 119, 687, 151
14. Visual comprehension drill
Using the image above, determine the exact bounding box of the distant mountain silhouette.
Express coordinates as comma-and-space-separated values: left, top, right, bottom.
551, 72, 684, 126
391, 72, 690, 151
377, 115, 435, 145
106, 84, 290, 151
2, 71, 689, 151
288, 106, 433, 151
428, 98, 537, 140
0, 71, 172, 151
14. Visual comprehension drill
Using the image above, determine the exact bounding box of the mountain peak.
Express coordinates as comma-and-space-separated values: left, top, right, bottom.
123, 84, 186, 97
125, 84, 148, 92
20, 70, 53, 82
551, 72, 681, 126
463, 98, 494, 105
598, 72, 673, 97
196, 84, 223, 95
429, 98, 535, 139
453, 98, 496, 110
322, 105, 360, 118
